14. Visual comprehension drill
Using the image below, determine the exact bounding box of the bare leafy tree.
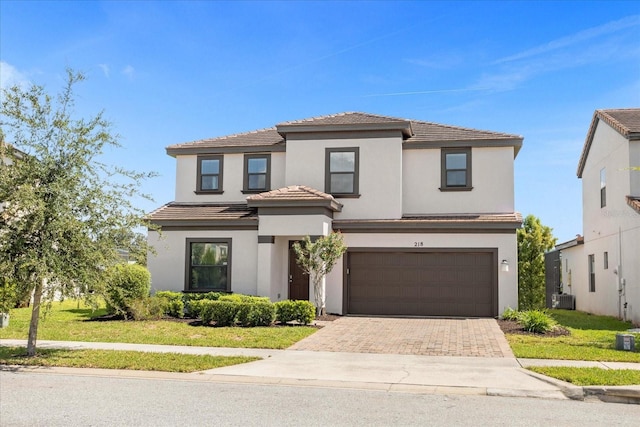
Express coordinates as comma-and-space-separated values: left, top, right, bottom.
0, 70, 155, 356
292, 232, 347, 316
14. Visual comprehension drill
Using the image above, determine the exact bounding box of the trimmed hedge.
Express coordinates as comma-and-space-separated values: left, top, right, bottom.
201, 301, 238, 326
274, 300, 316, 325
155, 291, 185, 318
194, 298, 276, 327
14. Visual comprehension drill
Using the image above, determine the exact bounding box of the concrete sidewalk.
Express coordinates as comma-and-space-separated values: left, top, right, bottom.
3, 339, 638, 402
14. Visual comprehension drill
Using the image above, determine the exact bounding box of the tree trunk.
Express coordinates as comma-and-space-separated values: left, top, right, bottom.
26, 278, 45, 357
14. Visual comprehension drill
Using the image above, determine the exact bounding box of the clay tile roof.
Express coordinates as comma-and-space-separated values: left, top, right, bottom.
277, 112, 409, 126
333, 213, 523, 232
166, 128, 284, 155
247, 185, 343, 211
147, 203, 257, 222
166, 111, 523, 155
405, 120, 522, 143
627, 196, 640, 215
577, 108, 640, 177
247, 185, 334, 202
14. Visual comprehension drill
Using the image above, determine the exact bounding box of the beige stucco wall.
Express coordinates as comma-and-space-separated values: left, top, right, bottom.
147, 229, 258, 295
174, 152, 286, 203
285, 131, 404, 219
402, 146, 515, 214
323, 232, 518, 315
258, 215, 332, 237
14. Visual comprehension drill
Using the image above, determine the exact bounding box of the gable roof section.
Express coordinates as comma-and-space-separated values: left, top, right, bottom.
577, 108, 640, 178
247, 185, 343, 212
166, 112, 523, 156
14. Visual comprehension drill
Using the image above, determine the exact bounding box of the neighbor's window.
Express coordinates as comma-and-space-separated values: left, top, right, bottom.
186, 239, 230, 291
326, 147, 359, 196
243, 154, 271, 192
197, 155, 223, 193
441, 148, 472, 190
603, 251, 608, 270
588, 254, 596, 292
600, 168, 606, 208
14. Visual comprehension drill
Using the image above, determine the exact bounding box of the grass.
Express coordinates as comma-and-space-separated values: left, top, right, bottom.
503, 309, 640, 386
0, 346, 258, 373
528, 366, 640, 386
505, 309, 640, 362
0, 300, 317, 349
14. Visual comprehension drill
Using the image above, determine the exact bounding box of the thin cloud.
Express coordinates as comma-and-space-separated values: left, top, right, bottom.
99, 64, 110, 78
361, 87, 490, 98
494, 15, 640, 64
0, 61, 29, 89
122, 65, 135, 80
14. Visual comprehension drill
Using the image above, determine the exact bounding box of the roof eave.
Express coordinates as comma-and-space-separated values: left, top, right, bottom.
276, 121, 413, 137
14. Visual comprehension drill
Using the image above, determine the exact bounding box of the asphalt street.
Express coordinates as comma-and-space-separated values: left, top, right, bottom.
2, 371, 640, 427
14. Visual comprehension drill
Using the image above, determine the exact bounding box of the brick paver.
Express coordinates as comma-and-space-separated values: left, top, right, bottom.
290, 317, 514, 358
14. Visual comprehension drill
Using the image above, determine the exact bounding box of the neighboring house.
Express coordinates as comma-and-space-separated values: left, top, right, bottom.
556, 109, 640, 325
147, 112, 523, 317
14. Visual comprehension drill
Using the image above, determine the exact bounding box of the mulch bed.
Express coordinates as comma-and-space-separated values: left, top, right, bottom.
497, 319, 570, 337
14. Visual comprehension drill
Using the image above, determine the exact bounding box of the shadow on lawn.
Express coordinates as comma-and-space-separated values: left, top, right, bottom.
550, 309, 636, 331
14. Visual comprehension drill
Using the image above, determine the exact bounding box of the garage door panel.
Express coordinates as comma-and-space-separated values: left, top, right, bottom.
348, 250, 497, 317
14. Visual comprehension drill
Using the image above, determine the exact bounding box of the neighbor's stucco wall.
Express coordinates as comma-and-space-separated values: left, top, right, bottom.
322, 232, 518, 315
147, 229, 258, 295
285, 131, 404, 219
630, 140, 640, 196
402, 146, 515, 215
570, 120, 640, 325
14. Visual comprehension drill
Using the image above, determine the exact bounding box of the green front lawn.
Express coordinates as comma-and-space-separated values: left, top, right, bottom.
0, 300, 317, 349
0, 346, 259, 373
504, 310, 640, 386
528, 366, 640, 387
506, 309, 640, 362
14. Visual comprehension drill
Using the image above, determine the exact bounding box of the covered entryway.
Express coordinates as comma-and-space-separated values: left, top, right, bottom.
346, 249, 497, 317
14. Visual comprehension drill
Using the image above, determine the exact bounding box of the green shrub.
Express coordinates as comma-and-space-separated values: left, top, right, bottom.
127, 296, 167, 321
184, 292, 224, 302
201, 301, 239, 326
293, 300, 316, 325
187, 299, 207, 319
155, 291, 184, 318
219, 294, 270, 304
519, 310, 557, 333
275, 300, 316, 325
501, 307, 520, 321
103, 264, 151, 319
275, 300, 296, 324
237, 302, 275, 327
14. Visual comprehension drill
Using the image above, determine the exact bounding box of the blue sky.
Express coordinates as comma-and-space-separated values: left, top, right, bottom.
1, 1, 639, 243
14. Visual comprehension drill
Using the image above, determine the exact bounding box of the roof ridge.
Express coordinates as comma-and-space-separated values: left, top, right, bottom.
276, 111, 409, 126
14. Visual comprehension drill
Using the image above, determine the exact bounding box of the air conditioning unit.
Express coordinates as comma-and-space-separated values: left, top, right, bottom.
552, 293, 575, 310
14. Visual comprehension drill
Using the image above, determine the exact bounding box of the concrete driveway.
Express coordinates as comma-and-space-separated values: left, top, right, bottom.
289, 317, 514, 358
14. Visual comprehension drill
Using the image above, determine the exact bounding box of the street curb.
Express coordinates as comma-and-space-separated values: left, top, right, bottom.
521, 367, 640, 404
582, 386, 640, 405
520, 368, 585, 401
0, 364, 567, 400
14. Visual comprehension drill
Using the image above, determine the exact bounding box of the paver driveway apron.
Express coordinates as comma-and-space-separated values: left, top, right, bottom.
290, 317, 514, 358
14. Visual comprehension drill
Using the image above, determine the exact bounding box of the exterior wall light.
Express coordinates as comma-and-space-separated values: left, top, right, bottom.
501, 259, 509, 272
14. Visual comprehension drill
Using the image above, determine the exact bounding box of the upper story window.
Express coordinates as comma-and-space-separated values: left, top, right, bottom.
243, 154, 271, 193
441, 148, 472, 191
325, 147, 359, 197
600, 168, 606, 208
196, 155, 223, 193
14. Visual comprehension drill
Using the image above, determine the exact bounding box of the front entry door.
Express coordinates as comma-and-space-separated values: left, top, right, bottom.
289, 243, 309, 300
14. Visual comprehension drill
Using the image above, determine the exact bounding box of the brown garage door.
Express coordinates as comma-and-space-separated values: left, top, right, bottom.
347, 249, 497, 317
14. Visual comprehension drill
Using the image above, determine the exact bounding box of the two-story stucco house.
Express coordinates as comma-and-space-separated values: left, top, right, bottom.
147, 112, 523, 317
556, 109, 640, 325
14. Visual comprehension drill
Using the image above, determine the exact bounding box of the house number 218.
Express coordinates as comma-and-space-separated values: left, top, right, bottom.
414, 241, 424, 247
